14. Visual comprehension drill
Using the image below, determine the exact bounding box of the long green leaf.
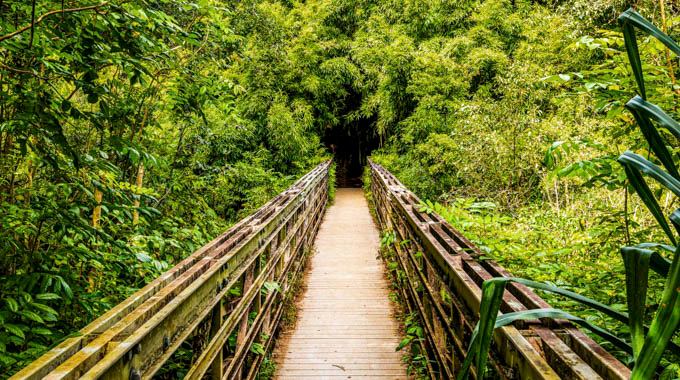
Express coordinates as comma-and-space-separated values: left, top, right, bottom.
619, 151, 680, 197
619, 9, 680, 56
456, 277, 634, 380
458, 305, 634, 380
619, 8, 680, 99
632, 245, 680, 379
491, 277, 680, 356
619, 155, 676, 244
488, 277, 680, 356
634, 243, 673, 276
494, 309, 632, 354
621, 247, 652, 358
619, 19, 646, 98
625, 99, 680, 180
502, 277, 628, 323
475, 279, 506, 378
626, 96, 680, 145
670, 210, 680, 247
455, 279, 508, 380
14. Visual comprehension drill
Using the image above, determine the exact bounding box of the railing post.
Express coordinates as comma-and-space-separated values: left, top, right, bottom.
209, 299, 225, 380
263, 243, 273, 338
234, 265, 255, 379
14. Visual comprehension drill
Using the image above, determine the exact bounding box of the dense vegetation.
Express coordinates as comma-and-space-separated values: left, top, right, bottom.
1, 0, 680, 377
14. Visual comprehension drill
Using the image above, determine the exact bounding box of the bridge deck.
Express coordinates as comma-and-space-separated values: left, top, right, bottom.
274, 188, 409, 379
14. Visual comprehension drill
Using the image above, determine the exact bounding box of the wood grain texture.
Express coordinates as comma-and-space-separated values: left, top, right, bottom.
274, 188, 409, 379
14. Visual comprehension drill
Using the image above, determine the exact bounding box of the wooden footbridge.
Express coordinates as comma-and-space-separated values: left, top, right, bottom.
11, 161, 632, 380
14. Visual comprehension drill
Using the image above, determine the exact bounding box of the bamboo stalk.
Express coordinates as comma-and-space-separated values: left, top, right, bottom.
660, 0, 680, 95
93, 188, 102, 228
133, 164, 144, 225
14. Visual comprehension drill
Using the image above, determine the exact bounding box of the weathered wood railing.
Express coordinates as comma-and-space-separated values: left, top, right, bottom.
11, 161, 331, 380
368, 160, 631, 380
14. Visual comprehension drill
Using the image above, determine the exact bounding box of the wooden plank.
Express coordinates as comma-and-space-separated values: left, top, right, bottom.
274, 188, 409, 379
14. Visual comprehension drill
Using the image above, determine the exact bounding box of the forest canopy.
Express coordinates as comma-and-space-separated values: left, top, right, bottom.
1, 0, 679, 377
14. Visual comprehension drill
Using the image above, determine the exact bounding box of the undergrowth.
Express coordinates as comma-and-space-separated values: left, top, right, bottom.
378, 231, 432, 380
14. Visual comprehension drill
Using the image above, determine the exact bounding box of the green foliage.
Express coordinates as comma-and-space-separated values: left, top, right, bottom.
377, 233, 430, 380
456, 10, 680, 379
0, 0, 327, 376
2, 0, 679, 377
256, 355, 277, 380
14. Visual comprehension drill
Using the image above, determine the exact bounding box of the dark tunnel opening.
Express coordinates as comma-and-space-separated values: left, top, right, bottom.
322, 116, 380, 188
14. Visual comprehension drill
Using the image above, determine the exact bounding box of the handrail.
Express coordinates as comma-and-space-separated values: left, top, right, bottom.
11, 161, 331, 380
368, 160, 631, 380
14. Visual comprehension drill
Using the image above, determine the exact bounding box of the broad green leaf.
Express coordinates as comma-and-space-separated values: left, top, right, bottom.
31, 327, 52, 335
135, 253, 152, 263
396, 336, 412, 351
57, 277, 73, 300
30, 302, 58, 316
263, 282, 281, 293
3, 324, 25, 340
4, 298, 18, 313
36, 293, 61, 301
18, 310, 44, 324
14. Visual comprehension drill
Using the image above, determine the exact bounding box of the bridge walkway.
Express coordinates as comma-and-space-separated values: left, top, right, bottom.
274, 188, 409, 379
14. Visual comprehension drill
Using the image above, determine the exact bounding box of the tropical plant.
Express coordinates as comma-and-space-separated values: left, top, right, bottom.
456, 9, 680, 380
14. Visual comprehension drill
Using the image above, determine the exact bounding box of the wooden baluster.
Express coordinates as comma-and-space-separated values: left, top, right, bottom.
234, 265, 254, 378
209, 297, 225, 380
263, 243, 273, 337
